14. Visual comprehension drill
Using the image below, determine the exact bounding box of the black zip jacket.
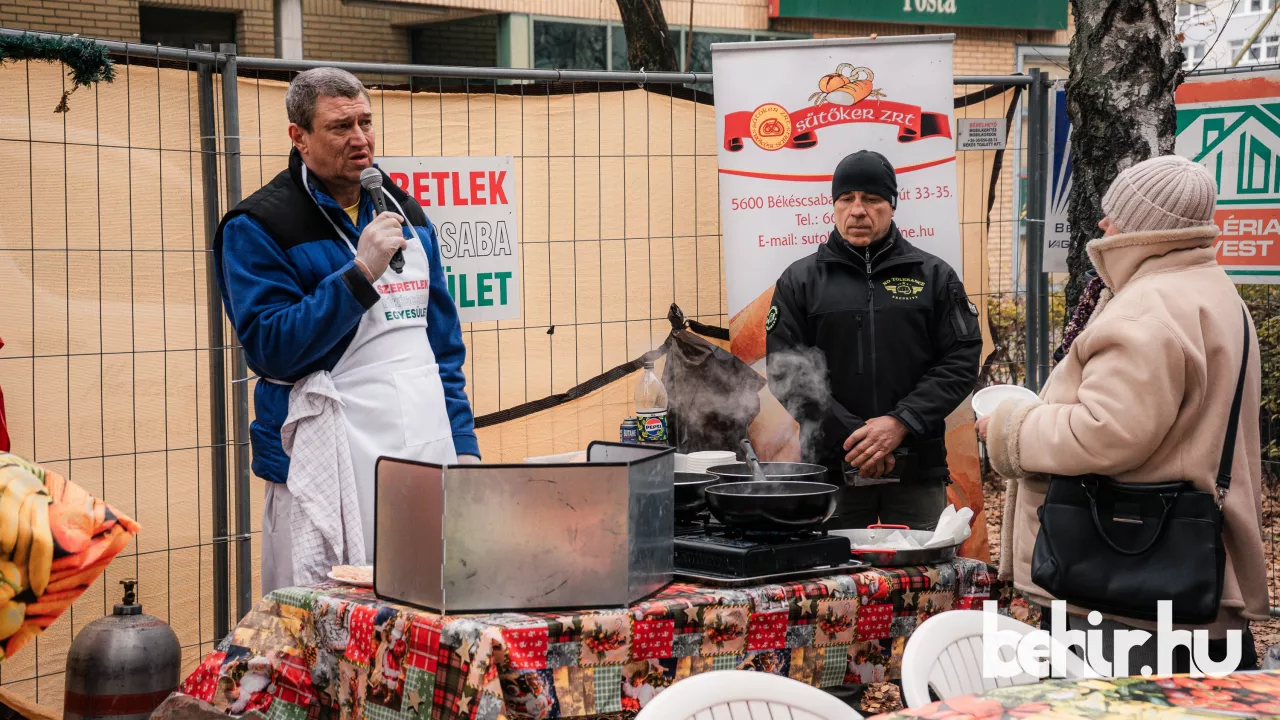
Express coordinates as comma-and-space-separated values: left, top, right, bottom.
765, 224, 982, 472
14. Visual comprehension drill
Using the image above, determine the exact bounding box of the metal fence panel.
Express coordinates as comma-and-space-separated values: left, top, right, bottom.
0, 48, 226, 703
1, 29, 1274, 714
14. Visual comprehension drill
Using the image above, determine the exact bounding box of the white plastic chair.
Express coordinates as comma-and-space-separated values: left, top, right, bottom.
901, 610, 1095, 708
635, 670, 863, 720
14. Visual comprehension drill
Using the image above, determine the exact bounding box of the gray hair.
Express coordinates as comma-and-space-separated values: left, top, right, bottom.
285, 67, 370, 131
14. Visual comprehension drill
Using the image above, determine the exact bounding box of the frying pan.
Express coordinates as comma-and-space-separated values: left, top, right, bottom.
700, 439, 839, 531
705, 439, 830, 483
704, 481, 839, 531
674, 472, 720, 518
706, 462, 831, 483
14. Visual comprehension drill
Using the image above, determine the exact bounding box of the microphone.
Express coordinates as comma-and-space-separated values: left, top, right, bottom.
359, 167, 405, 274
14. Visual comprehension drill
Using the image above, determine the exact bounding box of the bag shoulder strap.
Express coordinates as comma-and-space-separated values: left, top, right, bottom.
1216, 307, 1252, 498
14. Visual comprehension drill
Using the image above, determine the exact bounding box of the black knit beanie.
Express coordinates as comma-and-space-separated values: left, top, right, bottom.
831, 150, 898, 209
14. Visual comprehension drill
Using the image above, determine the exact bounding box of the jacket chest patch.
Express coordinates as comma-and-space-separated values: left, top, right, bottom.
882, 277, 925, 301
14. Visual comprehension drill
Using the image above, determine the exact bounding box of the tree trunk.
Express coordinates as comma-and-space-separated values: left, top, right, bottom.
616, 0, 679, 72
1063, 0, 1183, 315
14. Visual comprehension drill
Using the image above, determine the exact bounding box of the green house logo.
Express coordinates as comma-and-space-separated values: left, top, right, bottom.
1176, 102, 1280, 205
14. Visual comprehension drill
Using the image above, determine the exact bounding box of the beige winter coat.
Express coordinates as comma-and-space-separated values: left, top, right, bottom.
988, 225, 1269, 635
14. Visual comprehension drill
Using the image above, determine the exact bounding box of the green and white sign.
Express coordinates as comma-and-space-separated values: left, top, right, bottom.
379, 156, 522, 321
1176, 70, 1280, 284
768, 0, 1067, 30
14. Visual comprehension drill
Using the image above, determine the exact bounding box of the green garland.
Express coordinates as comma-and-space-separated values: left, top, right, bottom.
0, 34, 116, 113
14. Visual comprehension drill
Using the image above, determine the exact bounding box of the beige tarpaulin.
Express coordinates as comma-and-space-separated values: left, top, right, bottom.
0, 62, 724, 702
236, 77, 726, 422
0, 58, 1016, 706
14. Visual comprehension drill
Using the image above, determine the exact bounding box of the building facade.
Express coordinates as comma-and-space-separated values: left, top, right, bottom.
1, 0, 1068, 290
1179, 0, 1280, 70
2, 0, 1069, 76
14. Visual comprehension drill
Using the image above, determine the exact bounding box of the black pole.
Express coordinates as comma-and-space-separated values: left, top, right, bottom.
219, 43, 254, 622
197, 45, 230, 643
1034, 74, 1053, 388
1024, 68, 1045, 390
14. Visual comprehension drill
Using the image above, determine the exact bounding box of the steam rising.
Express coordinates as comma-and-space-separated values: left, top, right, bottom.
663, 332, 766, 454
666, 357, 762, 452
767, 348, 835, 461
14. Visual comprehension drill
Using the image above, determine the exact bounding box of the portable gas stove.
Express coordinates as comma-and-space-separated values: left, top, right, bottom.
673, 517, 864, 587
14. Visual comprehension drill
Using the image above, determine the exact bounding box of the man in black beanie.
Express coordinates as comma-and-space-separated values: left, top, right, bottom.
765, 150, 981, 529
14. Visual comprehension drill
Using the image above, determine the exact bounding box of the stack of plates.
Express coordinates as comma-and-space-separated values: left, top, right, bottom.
682, 450, 738, 475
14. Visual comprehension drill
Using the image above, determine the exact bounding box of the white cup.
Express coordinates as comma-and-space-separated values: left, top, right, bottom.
972, 384, 1039, 420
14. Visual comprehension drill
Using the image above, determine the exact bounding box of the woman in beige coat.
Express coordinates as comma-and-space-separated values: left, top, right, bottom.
977, 155, 1267, 674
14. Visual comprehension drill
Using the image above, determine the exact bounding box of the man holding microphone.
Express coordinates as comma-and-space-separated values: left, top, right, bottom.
214, 67, 478, 594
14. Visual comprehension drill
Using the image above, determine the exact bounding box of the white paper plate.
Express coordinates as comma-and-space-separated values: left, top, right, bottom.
687, 451, 737, 474
327, 568, 373, 587
688, 464, 727, 474
689, 451, 736, 461
972, 384, 1039, 419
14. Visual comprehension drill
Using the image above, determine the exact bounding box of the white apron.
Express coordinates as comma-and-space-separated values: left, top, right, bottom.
261, 177, 456, 595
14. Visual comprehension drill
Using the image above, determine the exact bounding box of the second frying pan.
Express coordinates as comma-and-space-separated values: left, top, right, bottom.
703, 480, 838, 531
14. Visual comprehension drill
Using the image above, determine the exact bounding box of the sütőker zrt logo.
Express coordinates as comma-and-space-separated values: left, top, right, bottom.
726, 63, 952, 153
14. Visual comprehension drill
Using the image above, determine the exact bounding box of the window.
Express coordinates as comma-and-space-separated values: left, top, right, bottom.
688, 31, 750, 73
1182, 42, 1206, 69
608, 26, 683, 71
410, 16, 499, 89
1178, 1, 1206, 19
1230, 37, 1270, 64
138, 5, 236, 50
529, 18, 806, 71
533, 21, 607, 71
611, 25, 629, 71
1230, 39, 1248, 63
411, 17, 499, 69
1246, 0, 1275, 12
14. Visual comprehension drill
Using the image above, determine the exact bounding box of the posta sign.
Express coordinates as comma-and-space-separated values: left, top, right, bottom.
768, 0, 1067, 30
1176, 70, 1280, 284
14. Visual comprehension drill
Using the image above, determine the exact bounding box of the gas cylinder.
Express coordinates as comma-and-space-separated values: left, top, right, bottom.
64, 579, 181, 720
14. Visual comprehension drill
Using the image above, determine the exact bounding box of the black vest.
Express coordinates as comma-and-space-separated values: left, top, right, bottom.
214, 148, 427, 258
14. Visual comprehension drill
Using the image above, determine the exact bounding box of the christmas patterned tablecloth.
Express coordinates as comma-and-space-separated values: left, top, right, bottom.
160, 558, 1037, 720
870, 670, 1280, 719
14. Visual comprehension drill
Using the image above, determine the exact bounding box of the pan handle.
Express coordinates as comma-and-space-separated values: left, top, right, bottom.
851, 549, 897, 559
867, 524, 909, 530
740, 439, 768, 482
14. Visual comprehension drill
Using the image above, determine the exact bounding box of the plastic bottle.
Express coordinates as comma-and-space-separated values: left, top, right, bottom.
634, 360, 669, 444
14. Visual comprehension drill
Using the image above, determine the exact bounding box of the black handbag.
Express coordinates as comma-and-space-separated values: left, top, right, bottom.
1030, 307, 1250, 625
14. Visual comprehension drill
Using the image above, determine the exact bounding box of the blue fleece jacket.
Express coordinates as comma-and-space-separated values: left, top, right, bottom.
217, 176, 479, 485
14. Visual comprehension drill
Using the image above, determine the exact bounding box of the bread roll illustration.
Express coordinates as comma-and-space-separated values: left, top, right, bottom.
749, 385, 802, 462
730, 285, 775, 367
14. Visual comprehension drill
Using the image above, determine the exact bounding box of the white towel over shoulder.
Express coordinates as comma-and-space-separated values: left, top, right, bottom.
280, 371, 366, 586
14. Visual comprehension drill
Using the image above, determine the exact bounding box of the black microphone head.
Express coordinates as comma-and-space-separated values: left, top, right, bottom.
359, 167, 383, 191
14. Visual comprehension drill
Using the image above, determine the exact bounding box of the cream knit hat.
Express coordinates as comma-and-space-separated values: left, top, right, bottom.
1101, 155, 1218, 233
